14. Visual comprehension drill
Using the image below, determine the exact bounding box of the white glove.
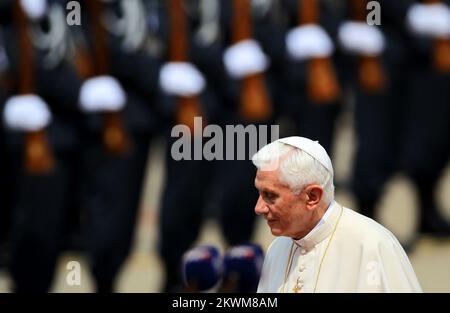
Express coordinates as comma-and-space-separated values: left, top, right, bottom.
338, 22, 385, 56
406, 3, 450, 38
223, 39, 269, 79
286, 25, 334, 60
159, 62, 206, 97
79, 76, 126, 113
3, 94, 52, 131
19, 0, 47, 20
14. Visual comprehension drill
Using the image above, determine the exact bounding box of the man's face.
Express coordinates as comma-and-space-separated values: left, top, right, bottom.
254, 169, 315, 239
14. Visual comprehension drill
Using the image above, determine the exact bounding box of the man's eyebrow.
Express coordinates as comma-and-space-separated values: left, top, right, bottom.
263, 188, 277, 195
255, 184, 277, 195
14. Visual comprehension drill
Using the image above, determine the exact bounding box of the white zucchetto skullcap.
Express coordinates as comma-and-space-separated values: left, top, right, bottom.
276, 136, 334, 175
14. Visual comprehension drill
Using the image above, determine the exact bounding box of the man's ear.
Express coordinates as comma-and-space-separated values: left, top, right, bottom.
304, 185, 323, 210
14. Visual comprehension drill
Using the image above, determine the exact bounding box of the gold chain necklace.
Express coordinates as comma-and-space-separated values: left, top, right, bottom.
282, 205, 344, 293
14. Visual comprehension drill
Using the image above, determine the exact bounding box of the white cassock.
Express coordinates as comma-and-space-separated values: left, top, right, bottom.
257, 201, 422, 293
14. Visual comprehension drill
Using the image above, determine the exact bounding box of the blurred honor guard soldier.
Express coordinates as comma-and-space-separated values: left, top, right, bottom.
0, 25, 15, 269
337, 0, 391, 221
218, 0, 275, 262
275, 0, 341, 153
157, 0, 277, 292
68, 0, 162, 292
344, 0, 450, 240
0, 0, 84, 292
0, 0, 161, 292
399, 0, 450, 236
157, 0, 216, 292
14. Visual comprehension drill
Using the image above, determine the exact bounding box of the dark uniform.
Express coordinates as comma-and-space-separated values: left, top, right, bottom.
157, 0, 277, 291
347, 0, 450, 239
157, 0, 223, 292
0, 27, 15, 269
69, 0, 162, 292
0, 0, 84, 292
269, 0, 342, 154
2, 0, 162, 292
393, 0, 450, 236
337, 0, 406, 220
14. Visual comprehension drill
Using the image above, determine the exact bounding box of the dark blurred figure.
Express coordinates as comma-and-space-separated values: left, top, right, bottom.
67, 0, 162, 292
1, 0, 162, 292
337, 0, 399, 221
341, 0, 450, 241
157, 0, 224, 292
268, 0, 343, 154
0, 28, 15, 269
397, 0, 450, 237
0, 0, 83, 292
216, 0, 275, 267
157, 0, 277, 292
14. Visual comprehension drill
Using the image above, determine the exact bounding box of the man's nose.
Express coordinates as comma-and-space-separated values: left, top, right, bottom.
255, 196, 269, 215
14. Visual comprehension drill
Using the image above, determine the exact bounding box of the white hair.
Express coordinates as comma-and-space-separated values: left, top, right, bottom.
252, 141, 335, 204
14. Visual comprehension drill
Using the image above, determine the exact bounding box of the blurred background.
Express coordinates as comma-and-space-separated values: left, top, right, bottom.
0, 0, 450, 293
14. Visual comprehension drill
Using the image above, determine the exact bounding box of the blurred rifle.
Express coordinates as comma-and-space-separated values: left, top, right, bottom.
299, 0, 340, 103
14, 0, 55, 174
232, 0, 272, 122
76, 0, 130, 155
168, 0, 203, 132
425, 0, 450, 72
350, 0, 386, 93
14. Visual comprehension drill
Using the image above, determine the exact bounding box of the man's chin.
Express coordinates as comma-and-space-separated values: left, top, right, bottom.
269, 227, 283, 237
267, 220, 285, 236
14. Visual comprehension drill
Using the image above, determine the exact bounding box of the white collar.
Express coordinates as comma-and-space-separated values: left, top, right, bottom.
293, 201, 339, 250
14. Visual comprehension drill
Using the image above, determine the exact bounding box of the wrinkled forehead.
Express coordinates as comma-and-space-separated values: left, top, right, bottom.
255, 168, 286, 190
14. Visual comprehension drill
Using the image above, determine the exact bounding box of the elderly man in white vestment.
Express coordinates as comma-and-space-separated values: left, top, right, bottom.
253, 136, 422, 293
